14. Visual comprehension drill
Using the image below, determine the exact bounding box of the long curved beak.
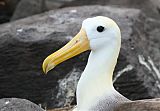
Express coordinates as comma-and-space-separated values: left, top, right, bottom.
42, 28, 90, 74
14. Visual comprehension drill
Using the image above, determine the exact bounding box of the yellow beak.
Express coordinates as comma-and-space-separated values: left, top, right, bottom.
42, 28, 90, 74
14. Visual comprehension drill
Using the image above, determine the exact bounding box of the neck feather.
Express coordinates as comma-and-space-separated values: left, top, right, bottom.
76, 42, 121, 109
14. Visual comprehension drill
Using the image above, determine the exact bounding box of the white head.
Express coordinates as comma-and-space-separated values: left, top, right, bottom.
82, 16, 121, 51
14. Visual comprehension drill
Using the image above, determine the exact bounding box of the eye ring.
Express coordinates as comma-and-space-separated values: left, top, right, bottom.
97, 26, 105, 32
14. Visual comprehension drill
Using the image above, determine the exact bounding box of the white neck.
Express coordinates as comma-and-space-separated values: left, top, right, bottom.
76, 40, 121, 110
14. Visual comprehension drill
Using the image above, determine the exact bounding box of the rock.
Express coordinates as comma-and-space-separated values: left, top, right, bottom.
56, 68, 81, 107
0, 98, 44, 111
10, 0, 160, 22
0, 5, 160, 109
5, 0, 21, 13
45, 0, 72, 10
48, 106, 73, 111
11, 0, 75, 21
61, 0, 160, 19
0, 0, 20, 24
11, 0, 46, 21
150, 0, 160, 15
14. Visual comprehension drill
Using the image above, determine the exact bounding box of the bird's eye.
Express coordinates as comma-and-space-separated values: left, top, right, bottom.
97, 26, 105, 32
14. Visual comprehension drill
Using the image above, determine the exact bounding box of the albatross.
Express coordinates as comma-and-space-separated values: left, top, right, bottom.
42, 16, 160, 111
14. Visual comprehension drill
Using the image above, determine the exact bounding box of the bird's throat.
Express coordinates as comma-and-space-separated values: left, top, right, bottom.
76, 43, 120, 110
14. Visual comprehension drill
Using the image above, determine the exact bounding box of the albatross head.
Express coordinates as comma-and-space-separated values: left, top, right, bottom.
42, 16, 121, 73
42, 16, 122, 110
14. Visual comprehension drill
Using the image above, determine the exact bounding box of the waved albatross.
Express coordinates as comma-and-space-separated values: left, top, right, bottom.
42, 16, 160, 111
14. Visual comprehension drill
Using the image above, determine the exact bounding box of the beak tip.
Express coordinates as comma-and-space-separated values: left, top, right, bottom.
44, 70, 48, 74
42, 69, 47, 75
42, 63, 47, 74
43, 72, 46, 74
42, 62, 55, 74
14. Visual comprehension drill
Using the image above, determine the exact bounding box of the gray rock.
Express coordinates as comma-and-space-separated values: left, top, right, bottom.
10, 0, 75, 21
0, 6, 160, 109
45, 0, 73, 10
56, 68, 81, 107
0, 98, 44, 111
62, 0, 160, 19
6, 0, 20, 13
11, 0, 46, 21
10, 0, 160, 21
0, 0, 20, 23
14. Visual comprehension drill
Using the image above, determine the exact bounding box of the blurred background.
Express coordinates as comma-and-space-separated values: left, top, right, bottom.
0, 0, 160, 24
0, 0, 160, 110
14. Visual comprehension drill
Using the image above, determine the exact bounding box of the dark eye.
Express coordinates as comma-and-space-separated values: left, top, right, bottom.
97, 26, 105, 32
